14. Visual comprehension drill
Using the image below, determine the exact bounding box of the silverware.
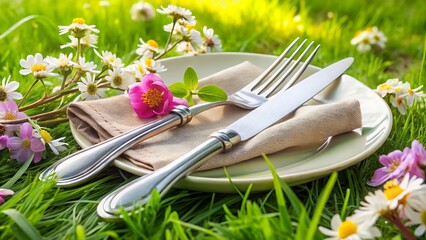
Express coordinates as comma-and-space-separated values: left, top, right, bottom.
40, 38, 319, 187
96, 57, 354, 220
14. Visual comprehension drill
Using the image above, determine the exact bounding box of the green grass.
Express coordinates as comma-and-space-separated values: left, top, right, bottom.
0, 0, 425, 239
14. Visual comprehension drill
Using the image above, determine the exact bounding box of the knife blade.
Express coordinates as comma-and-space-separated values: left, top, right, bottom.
97, 57, 354, 220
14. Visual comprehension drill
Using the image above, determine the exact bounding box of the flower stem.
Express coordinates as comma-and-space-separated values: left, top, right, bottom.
155, 19, 177, 60
155, 38, 184, 60
18, 79, 39, 107
38, 117, 69, 126
385, 211, 416, 240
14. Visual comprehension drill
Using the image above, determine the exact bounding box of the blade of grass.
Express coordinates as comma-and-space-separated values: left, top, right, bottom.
306, 172, 338, 240
2, 209, 42, 240
1, 155, 33, 189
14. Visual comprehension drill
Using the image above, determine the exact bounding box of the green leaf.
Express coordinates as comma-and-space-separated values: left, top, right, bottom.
168, 82, 189, 98
183, 67, 198, 90
184, 95, 195, 106
197, 85, 228, 102
2, 209, 43, 240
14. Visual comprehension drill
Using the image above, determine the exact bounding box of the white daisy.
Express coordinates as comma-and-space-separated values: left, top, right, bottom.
189, 29, 203, 48
367, 26, 387, 49
77, 73, 105, 100
94, 50, 123, 69
19, 53, 57, 78
352, 190, 390, 224
391, 92, 408, 115
350, 31, 373, 53
58, 18, 100, 38
375, 78, 403, 97
136, 38, 160, 58
32, 122, 68, 155
99, 0, 110, 8
142, 58, 166, 74
105, 67, 135, 90
72, 57, 99, 74
319, 214, 381, 240
130, 1, 155, 21
176, 41, 198, 55
157, 5, 195, 24
405, 189, 426, 237
203, 26, 222, 52
45, 53, 75, 76
125, 60, 145, 81
383, 174, 424, 210
400, 84, 426, 106
0, 76, 23, 102
60, 34, 98, 49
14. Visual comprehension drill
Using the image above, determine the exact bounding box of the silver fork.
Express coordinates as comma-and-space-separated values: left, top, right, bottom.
39, 38, 320, 187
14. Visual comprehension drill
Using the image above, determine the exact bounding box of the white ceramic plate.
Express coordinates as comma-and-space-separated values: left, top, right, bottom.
70, 53, 392, 193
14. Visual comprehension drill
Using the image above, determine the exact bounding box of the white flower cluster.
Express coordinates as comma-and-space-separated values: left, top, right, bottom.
319, 174, 426, 239
350, 26, 387, 52
375, 78, 425, 114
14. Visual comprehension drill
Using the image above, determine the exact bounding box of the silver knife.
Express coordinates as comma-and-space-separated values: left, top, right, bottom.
96, 57, 354, 220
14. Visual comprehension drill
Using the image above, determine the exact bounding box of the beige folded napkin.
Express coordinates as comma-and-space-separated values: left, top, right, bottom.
68, 61, 362, 171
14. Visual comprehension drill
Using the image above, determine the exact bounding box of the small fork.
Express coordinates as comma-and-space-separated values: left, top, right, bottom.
39, 38, 320, 187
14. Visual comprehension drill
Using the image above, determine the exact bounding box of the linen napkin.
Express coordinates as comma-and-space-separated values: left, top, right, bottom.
67, 61, 362, 171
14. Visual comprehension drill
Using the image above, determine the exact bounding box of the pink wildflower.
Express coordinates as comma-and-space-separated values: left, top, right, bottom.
410, 140, 426, 167
0, 100, 27, 136
128, 74, 188, 119
368, 148, 424, 186
7, 122, 45, 163
0, 189, 14, 204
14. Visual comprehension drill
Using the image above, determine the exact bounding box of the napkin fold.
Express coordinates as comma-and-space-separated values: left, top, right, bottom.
68, 61, 362, 171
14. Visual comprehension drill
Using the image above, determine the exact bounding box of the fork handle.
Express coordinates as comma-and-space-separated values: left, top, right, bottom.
97, 129, 241, 220
39, 105, 193, 187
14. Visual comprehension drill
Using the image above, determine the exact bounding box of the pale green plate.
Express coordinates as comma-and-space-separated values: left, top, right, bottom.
70, 53, 392, 193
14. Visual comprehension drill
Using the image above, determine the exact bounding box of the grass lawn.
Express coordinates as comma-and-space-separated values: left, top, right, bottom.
0, 0, 425, 239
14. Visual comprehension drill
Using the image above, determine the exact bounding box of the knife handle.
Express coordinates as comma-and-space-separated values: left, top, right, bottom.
97, 129, 241, 220
39, 106, 193, 187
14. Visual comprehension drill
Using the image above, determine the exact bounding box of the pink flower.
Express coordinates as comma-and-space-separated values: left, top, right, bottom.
7, 122, 45, 163
0, 100, 27, 136
0, 135, 8, 150
128, 74, 188, 119
411, 140, 426, 167
0, 188, 14, 204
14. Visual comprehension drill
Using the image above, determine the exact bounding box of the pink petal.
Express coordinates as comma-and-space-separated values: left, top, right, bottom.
19, 122, 33, 139
172, 97, 189, 107
15, 148, 32, 163
0, 189, 14, 197
16, 112, 27, 119
0, 136, 8, 150
368, 168, 391, 186
6, 137, 23, 150
5, 100, 18, 111
33, 152, 43, 163
30, 137, 45, 152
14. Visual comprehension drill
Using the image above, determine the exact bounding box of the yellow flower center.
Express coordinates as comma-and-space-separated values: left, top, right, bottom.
72, 18, 86, 24
362, 38, 370, 44
107, 57, 115, 63
146, 40, 159, 49
40, 129, 52, 144
142, 88, 163, 108
394, 87, 402, 92
407, 88, 414, 95
338, 220, 358, 238
383, 179, 404, 200
137, 63, 145, 74
31, 64, 47, 73
4, 112, 16, 120
421, 210, 426, 225
366, 27, 373, 32
186, 24, 195, 31
378, 83, 392, 91
144, 58, 153, 67
86, 83, 98, 95
113, 75, 123, 86
355, 30, 362, 37
0, 87, 7, 102
389, 159, 400, 171
22, 139, 31, 148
